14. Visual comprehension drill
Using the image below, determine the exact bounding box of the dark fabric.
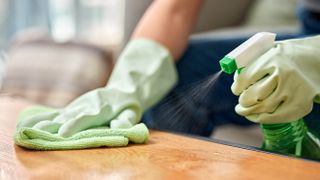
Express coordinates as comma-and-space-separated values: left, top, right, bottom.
298, 5, 320, 35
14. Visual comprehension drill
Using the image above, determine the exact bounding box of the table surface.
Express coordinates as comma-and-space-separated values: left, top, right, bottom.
1, 97, 320, 180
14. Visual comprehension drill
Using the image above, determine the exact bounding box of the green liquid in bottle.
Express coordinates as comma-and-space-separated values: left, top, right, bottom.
261, 119, 320, 160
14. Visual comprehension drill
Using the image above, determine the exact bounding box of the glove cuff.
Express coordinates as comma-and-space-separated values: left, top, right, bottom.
107, 38, 178, 110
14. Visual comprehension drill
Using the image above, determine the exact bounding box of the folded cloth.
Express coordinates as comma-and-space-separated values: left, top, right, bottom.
14, 106, 149, 150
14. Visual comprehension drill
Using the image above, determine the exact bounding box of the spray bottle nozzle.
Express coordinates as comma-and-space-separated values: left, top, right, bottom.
219, 56, 237, 74
219, 32, 276, 75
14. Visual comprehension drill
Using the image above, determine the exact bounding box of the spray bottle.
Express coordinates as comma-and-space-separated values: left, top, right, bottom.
219, 32, 320, 160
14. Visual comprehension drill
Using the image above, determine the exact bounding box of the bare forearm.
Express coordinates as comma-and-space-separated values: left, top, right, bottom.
132, 0, 203, 61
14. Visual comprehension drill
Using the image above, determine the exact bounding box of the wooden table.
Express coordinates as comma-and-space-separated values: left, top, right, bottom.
1, 97, 320, 180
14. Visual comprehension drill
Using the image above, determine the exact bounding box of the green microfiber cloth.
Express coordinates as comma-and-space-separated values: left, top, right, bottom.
14, 106, 149, 150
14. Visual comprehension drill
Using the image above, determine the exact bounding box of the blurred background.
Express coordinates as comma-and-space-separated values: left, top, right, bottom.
0, 0, 299, 146
0, 0, 299, 51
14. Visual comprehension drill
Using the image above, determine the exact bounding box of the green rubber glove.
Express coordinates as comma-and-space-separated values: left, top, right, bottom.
231, 35, 320, 124
16, 38, 177, 139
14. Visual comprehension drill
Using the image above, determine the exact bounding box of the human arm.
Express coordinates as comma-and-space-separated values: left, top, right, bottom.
132, 0, 203, 60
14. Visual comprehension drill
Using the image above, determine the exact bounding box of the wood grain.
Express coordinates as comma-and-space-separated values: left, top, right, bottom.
1, 96, 320, 180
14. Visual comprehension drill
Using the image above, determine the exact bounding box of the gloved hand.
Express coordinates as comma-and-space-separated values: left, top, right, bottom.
17, 38, 177, 137
231, 35, 320, 124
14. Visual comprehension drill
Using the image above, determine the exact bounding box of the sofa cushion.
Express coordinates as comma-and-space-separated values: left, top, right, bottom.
2, 37, 113, 107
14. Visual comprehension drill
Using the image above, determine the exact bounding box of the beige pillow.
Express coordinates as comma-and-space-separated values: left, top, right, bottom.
244, 0, 299, 27
2, 36, 113, 107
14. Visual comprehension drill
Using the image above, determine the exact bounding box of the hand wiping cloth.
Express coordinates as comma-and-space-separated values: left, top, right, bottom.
15, 106, 149, 150
14, 39, 178, 150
